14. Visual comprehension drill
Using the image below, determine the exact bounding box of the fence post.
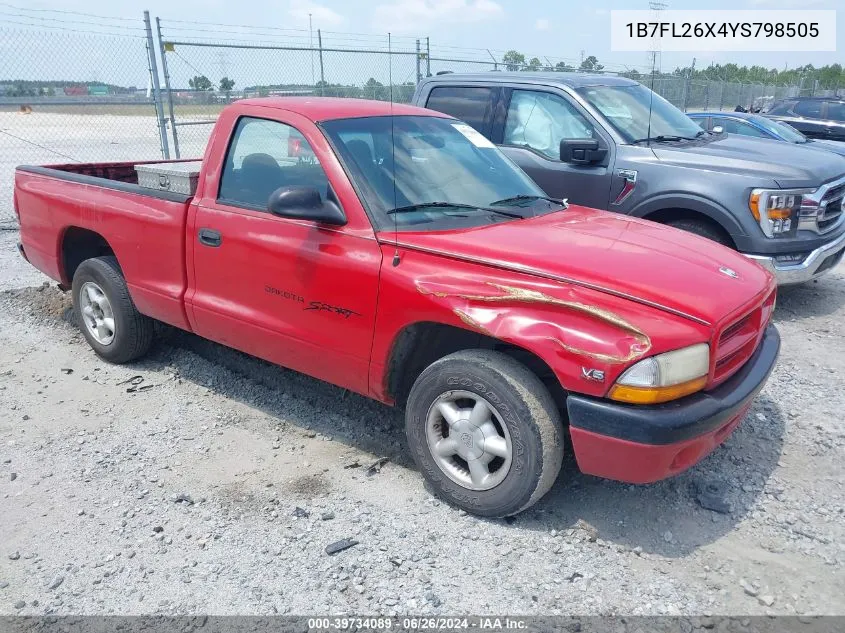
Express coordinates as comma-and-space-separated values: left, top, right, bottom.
718, 81, 724, 111
144, 10, 169, 159
317, 30, 325, 95
425, 37, 431, 77
486, 49, 498, 71
156, 17, 180, 159
415, 40, 421, 84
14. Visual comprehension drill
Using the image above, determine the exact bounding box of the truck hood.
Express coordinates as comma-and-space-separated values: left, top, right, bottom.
650, 135, 845, 189
806, 138, 845, 158
388, 207, 774, 327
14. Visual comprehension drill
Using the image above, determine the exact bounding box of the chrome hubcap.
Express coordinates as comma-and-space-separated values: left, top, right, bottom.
79, 282, 115, 345
425, 390, 512, 491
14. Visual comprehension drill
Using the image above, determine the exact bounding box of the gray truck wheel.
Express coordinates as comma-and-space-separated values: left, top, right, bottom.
667, 218, 732, 247
72, 256, 154, 364
405, 349, 564, 518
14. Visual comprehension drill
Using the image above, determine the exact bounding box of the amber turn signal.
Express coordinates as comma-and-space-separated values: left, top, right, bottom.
608, 376, 708, 405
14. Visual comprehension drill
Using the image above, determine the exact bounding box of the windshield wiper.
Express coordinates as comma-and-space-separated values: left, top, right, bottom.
490, 194, 567, 208
386, 202, 524, 219
629, 134, 698, 145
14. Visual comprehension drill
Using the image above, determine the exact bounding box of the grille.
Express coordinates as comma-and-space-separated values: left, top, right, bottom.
818, 183, 844, 233
711, 291, 776, 387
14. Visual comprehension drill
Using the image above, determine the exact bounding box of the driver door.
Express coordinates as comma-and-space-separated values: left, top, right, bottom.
495, 88, 614, 209
187, 115, 382, 395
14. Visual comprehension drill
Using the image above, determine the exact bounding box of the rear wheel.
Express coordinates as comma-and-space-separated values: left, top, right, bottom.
72, 256, 154, 363
667, 218, 732, 247
405, 349, 564, 517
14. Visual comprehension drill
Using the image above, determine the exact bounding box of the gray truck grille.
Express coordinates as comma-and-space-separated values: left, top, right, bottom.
818, 183, 845, 233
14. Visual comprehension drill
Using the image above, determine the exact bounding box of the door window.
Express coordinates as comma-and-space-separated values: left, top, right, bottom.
766, 100, 796, 116
794, 100, 823, 118
723, 119, 768, 138
425, 86, 494, 135
218, 117, 329, 209
826, 101, 845, 122
503, 90, 594, 159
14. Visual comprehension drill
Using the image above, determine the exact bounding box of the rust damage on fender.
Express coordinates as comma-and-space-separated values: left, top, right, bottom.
417, 280, 652, 363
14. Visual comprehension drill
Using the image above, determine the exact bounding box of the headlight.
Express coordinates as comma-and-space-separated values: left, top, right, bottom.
749, 188, 813, 238
609, 343, 710, 405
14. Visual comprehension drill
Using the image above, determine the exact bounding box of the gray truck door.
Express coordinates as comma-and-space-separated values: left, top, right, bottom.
494, 87, 614, 209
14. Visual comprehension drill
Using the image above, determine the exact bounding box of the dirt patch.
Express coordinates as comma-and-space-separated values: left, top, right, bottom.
1, 282, 72, 321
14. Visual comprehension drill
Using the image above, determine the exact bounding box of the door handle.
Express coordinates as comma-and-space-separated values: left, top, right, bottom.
198, 228, 222, 247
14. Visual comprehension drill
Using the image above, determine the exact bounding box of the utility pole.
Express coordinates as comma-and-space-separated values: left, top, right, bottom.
309, 13, 315, 87
416, 39, 421, 84
682, 56, 696, 111
648, 1, 667, 75
317, 29, 325, 94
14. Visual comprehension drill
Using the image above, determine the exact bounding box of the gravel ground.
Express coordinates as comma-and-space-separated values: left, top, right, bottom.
0, 228, 843, 616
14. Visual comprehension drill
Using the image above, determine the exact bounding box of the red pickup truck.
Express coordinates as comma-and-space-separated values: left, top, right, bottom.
14, 98, 780, 517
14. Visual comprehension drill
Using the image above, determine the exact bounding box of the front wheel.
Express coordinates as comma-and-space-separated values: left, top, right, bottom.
667, 218, 732, 248
405, 349, 564, 518
72, 256, 154, 364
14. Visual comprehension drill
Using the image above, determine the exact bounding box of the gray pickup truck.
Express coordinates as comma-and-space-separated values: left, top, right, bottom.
412, 73, 845, 284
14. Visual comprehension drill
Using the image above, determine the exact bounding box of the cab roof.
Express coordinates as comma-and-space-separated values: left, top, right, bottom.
419, 72, 639, 89
236, 97, 447, 122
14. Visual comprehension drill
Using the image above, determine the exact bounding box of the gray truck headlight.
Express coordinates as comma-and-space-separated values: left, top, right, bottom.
749, 188, 814, 238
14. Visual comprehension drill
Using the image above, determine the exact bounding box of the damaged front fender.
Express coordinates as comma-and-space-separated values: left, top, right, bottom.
411, 274, 709, 395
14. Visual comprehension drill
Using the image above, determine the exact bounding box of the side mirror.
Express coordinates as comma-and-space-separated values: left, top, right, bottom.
712, 125, 724, 134
559, 138, 607, 165
267, 186, 347, 226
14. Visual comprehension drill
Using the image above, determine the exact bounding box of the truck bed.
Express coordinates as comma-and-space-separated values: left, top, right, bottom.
15, 159, 199, 331
17, 159, 200, 203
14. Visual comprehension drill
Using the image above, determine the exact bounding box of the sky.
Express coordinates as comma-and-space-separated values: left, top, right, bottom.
1, 0, 842, 87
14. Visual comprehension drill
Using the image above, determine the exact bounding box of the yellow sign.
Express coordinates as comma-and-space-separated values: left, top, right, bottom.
164, 42, 175, 52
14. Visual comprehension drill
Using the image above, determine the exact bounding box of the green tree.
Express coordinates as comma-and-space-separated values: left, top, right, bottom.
502, 50, 526, 72
364, 77, 385, 100
579, 55, 604, 72
219, 77, 235, 95
554, 61, 575, 72
523, 57, 542, 72
189, 75, 213, 91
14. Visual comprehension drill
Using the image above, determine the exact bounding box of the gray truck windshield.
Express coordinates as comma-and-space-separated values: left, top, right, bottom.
577, 83, 705, 144
321, 115, 554, 230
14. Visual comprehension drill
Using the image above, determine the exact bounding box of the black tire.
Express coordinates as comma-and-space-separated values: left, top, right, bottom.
667, 218, 732, 247
72, 256, 154, 363
405, 349, 564, 518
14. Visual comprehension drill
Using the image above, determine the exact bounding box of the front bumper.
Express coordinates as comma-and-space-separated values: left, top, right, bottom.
566, 324, 780, 484
745, 229, 845, 285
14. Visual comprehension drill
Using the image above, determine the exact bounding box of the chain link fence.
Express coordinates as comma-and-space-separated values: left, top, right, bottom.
0, 14, 164, 221
2, 9, 843, 220
156, 25, 424, 158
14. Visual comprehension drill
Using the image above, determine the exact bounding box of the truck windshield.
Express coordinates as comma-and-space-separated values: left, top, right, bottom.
577, 83, 705, 144
321, 115, 557, 230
